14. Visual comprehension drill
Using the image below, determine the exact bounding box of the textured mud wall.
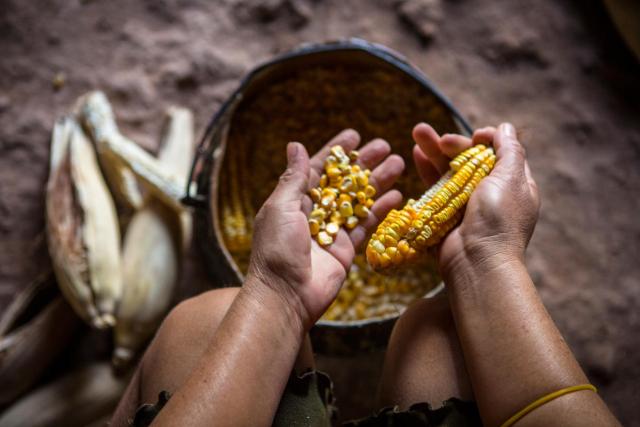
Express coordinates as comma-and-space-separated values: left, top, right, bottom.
0, 0, 638, 424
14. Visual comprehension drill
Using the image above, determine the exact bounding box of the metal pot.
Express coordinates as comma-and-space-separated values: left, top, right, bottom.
184, 38, 471, 356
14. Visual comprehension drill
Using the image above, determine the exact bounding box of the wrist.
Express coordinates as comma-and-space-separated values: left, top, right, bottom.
442, 248, 526, 291
242, 274, 308, 338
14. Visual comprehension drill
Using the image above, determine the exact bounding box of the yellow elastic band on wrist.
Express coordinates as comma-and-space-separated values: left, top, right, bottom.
500, 384, 597, 427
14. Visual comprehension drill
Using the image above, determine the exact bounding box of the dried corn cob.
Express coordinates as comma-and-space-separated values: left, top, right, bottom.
367, 144, 496, 272
308, 146, 376, 246
46, 118, 123, 328
113, 107, 193, 368
78, 91, 184, 213
75, 92, 143, 211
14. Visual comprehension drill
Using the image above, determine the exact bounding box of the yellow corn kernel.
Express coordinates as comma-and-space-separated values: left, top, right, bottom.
355, 172, 368, 187
344, 216, 357, 229
308, 219, 320, 235
338, 193, 352, 204
309, 188, 321, 203
364, 185, 376, 198
326, 222, 340, 236
310, 208, 327, 221
354, 204, 370, 218
367, 145, 496, 272
327, 167, 341, 179
317, 231, 333, 246
339, 201, 354, 217
330, 211, 345, 225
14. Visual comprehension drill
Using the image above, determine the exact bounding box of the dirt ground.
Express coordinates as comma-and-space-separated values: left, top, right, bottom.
1, 0, 639, 425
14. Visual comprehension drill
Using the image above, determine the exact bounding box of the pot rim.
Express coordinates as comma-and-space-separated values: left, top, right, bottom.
183, 37, 472, 208
186, 38, 468, 329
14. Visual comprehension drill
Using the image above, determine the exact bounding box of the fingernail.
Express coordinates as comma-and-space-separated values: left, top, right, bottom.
500, 123, 516, 138
287, 142, 298, 164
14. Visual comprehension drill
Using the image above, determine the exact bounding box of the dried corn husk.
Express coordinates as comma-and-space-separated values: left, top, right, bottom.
113, 107, 194, 368
0, 274, 79, 407
0, 363, 128, 427
75, 92, 143, 211
46, 117, 123, 328
113, 202, 179, 368
79, 91, 184, 212
157, 106, 194, 251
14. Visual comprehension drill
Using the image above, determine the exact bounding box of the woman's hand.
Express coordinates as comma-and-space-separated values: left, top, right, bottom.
246, 130, 404, 330
411, 122, 540, 280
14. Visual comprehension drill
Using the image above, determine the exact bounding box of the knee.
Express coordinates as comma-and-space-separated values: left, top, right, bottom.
138, 287, 241, 398
143, 287, 240, 372
159, 287, 241, 344
392, 294, 453, 344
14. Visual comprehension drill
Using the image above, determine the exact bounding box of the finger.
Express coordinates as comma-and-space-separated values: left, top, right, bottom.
473, 126, 497, 146
321, 229, 355, 271
413, 145, 441, 186
491, 123, 526, 182
524, 160, 540, 207
309, 129, 361, 185
368, 154, 405, 194
440, 133, 473, 158
412, 123, 449, 174
302, 194, 313, 216
357, 138, 391, 170
269, 142, 310, 207
349, 189, 403, 248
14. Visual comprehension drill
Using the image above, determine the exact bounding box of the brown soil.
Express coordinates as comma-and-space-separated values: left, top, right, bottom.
0, 0, 638, 424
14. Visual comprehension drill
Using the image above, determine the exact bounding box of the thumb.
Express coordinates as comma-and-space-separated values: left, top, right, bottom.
491, 122, 526, 182
270, 142, 310, 206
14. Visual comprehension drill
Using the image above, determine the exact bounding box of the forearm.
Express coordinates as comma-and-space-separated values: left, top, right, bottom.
153, 278, 304, 427
446, 256, 613, 426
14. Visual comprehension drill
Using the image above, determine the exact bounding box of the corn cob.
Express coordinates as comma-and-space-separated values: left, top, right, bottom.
78, 91, 184, 213
308, 146, 376, 246
113, 107, 193, 368
367, 144, 496, 272
75, 92, 143, 211
46, 117, 123, 328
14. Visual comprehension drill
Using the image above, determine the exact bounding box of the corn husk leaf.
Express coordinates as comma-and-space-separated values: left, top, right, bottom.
78, 91, 184, 213
113, 107, 194, 368
46, 117, 122, 328
0, 363, 128, 427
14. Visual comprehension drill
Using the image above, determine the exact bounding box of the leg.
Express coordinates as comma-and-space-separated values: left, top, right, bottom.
111, 287, 315, 425
377, 293, 473, 409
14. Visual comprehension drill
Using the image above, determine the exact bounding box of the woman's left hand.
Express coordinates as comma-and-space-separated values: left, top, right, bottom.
246, 129, 404, 330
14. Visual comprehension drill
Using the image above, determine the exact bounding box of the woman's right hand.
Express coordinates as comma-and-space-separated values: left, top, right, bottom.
411, 122, 540, 281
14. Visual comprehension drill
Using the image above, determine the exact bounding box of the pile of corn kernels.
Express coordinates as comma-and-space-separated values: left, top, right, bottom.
321, 255, 440, 321
308, 145, 376, 246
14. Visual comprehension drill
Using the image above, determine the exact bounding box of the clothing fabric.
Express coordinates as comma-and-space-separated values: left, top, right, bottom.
130, 370, 481, 427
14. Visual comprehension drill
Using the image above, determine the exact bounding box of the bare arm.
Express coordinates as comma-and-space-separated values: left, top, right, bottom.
413, 123, 620, 427
152, 280, 304, 427
152, 131, 404, 426
447, 257, 619, 427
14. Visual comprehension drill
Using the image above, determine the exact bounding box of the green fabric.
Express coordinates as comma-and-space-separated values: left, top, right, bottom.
343, 399, 482, 427
131, 371, 481, 427
272, 370, 336, 427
